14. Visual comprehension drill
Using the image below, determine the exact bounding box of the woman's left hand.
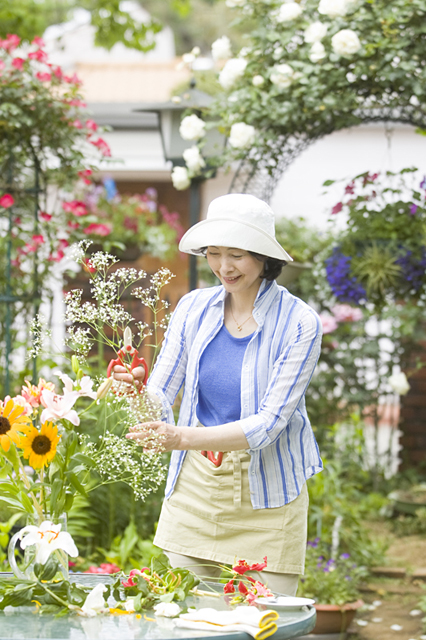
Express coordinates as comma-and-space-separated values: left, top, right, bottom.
126, 421, 181, 452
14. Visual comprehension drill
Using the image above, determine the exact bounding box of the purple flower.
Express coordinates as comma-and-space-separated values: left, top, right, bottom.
145, 187, 158, 200
420, 176, 426, 190
410, 203, 418, 215
395, 247, 426, 291
340, 553, 350, 560
325, 247, 367, 304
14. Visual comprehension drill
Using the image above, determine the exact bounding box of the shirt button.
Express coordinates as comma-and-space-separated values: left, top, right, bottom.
243, 404, 248, 408
251, 471, 255, 475
244, 365, 249, 371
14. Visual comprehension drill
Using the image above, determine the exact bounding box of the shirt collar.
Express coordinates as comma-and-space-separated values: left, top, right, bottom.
211, 279, 280, 323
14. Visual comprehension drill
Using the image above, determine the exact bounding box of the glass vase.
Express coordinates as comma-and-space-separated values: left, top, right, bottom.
8, 513, 69, 581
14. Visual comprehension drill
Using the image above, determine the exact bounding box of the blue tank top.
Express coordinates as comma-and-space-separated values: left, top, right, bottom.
197, 325, 253, 427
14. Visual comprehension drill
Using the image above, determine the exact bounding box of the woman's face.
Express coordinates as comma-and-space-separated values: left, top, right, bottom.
206, 246, 264, 296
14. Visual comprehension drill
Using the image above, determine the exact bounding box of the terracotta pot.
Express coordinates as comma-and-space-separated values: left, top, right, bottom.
312, 600, 364, 634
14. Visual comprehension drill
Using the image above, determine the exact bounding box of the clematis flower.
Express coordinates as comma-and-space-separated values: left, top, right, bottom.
79, 583, 107, 617
40, 389, 80, 426
18, 520, 79, 564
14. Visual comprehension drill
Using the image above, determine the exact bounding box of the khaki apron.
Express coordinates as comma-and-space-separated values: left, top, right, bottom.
154, 447, 309, 575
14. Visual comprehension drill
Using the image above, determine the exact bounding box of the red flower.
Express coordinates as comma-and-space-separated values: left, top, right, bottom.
249, 556, 267, 572
67, 220, 79, 229
62, 200, 88, 217
238, 581, 249, 595
78, 169, 93, 185
1, 34, 21, 51
28, 49, 48, 63
223, 579, 235, 594
86, 119, 98, 132
72, 120, 83, 129
331, 202, 343, 215
31, 36, 45, 47
122, 568, 149, 587
90, 137, 111, 157
40, 211, 52, 221
84, 223, 112, 237
11, 57, 25, 70
232, 559, 251, 575
0, 194, 14, 208
47, 250, 65, 263
83, 258, 96, 274
32, 234, 45, 247
58, 239, 69, 249
35, 71, 51, 82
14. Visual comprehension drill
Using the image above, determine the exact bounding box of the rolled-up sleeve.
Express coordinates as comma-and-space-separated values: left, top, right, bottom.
239, 309, 322, 451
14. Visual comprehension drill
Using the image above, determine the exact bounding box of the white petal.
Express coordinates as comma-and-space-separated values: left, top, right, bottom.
66, 409, 80, 426
50, 531, 79, 558
58, 372, 74, 393
81, 584, 107, 615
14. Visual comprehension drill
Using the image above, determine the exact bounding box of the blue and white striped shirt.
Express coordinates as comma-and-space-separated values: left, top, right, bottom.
147, 278, 323, 509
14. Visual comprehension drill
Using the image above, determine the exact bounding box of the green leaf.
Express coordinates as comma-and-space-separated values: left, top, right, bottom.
71, 453, 96, 469
66, 472, 87, 497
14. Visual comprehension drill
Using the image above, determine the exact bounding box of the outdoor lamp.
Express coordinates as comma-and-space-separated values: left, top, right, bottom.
135, 83, 225, 290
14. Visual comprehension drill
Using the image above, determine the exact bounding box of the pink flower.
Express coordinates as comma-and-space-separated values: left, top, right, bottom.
11, 57, 25, 70
331, 304, 363, 323
90, 137, 111, 157
319, 313, 338, 334
1, 34, 21, 51
62, 200, 88, 217
21, 379, 55, 408
35, 71, 52, 82
31, 37, 45, 47
47, 249, 65, 262
31, 234, 45, 248
84, 223, 112, 237
58, 238, 69, 249
66, 98, 87, 107
84, 562, 121, 574
122, 568, 149, 587
344, 182, 355, 195
64, 73, 81, 84
78, 169, 93, 185
67, 220, 80, 229
72, 120, 83, 129
40, 389, 80, 426
40, 211, 52, 221
28, 49, 48, 63
52, 66, 63, 80
86, 119, 98, 132
83, 258, 96, 273
0, 194, 14, 208
331, 202, 343, 215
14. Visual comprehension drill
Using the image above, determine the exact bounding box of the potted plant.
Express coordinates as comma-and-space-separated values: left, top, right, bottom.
298, 539, 367, 635
323, 168, 426, 311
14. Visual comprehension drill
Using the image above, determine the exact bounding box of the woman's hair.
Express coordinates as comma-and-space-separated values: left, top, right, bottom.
193, 247, 287, 281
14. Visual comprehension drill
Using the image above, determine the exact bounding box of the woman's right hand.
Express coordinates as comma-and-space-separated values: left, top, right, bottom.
112, 364, 146, 388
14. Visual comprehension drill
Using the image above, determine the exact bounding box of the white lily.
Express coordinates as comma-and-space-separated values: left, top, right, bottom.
58, 371, 97, 400
19, 520, 79, 565
80, 584, 108, 617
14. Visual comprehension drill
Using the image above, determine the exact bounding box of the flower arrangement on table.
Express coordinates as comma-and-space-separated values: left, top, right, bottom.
0, 246, 175, 583
298, 538, 368, 606
323, 168, 426, 310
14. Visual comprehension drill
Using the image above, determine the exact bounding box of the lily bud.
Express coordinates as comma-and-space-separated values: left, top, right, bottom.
71, 356, 80, 375
96, 377, 113, 400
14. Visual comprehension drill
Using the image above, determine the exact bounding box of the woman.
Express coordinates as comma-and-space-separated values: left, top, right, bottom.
115, 193, 323, 596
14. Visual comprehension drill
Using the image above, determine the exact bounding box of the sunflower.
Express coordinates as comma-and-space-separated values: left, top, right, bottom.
20, 421, 60, 469
0, 398, 32, 452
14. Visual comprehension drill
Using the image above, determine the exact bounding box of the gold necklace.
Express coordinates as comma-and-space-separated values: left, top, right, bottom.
230, 305, 253, 332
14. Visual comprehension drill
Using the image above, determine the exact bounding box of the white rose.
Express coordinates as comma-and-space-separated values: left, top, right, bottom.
212, 36, 232, 61
270, 63, 294, 89
219, 57, 247, 90
388, 372, 410, 396
179, 114, 206, 141
275, 2, 303, 22
228, 122, 256, 149
309, 41, 327, 62
171, 166, 190, 190
304, 21, 328, 43
252, 74, 265, 86
331, 29, 361, 56
318, 0, 349, 17
183, 146, 206, 173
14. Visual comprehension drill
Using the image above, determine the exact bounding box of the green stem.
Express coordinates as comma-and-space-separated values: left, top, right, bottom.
39, 582, 73, 610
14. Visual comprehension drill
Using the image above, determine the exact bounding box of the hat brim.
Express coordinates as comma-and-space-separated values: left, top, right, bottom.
179, 217, 293, 262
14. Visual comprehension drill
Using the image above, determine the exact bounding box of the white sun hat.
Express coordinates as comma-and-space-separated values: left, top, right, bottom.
178, 193, 293, 262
